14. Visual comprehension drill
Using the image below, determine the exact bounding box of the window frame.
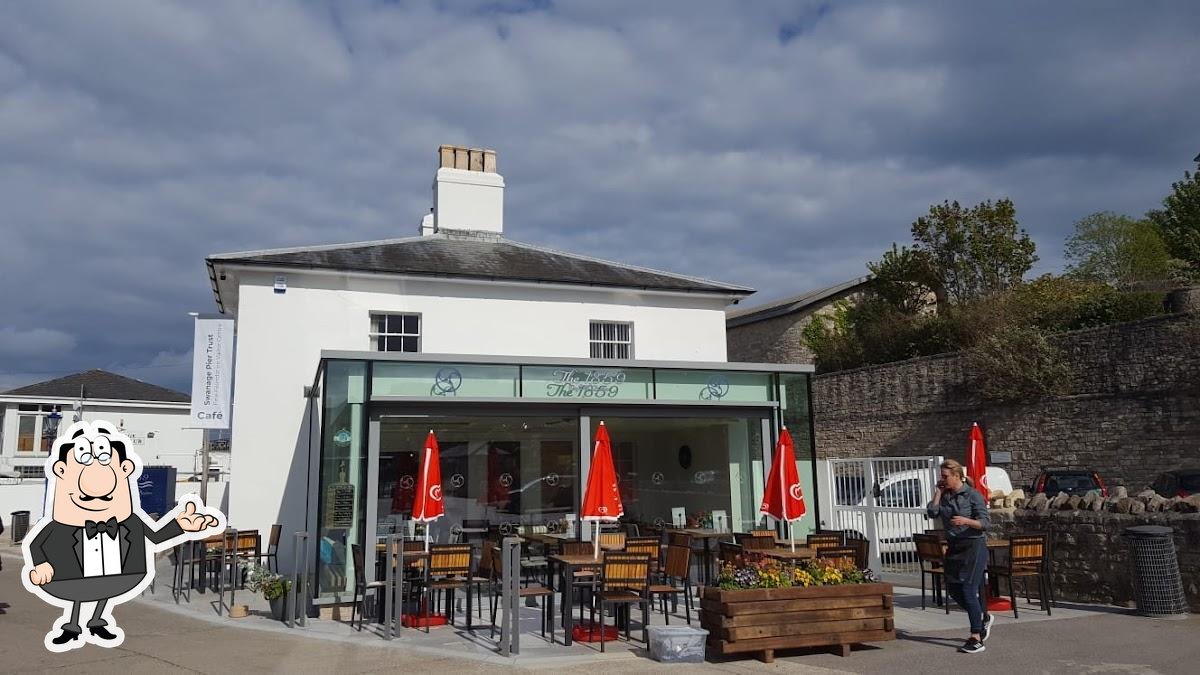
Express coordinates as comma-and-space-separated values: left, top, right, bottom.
368, 312, 422, 354
588, 320, 634, 360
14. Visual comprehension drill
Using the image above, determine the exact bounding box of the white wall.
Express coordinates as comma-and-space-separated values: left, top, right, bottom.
0, 401, 204, 476
227, 268, 735, 560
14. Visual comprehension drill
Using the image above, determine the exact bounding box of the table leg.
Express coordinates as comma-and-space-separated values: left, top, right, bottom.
703, 539, 713, 586
561, 563, 574, 646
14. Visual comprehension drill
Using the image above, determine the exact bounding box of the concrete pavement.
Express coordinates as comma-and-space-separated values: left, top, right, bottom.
2, 546, 1197, 673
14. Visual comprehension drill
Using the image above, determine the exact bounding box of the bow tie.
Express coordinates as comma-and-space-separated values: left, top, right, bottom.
85, 517, 119, 539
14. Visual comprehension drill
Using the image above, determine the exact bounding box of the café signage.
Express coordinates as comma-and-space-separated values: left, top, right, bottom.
545, 368, 627, 398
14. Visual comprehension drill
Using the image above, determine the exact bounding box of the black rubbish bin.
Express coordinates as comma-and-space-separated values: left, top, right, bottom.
1123, 525, 1188, 617
10, 510, 30, 544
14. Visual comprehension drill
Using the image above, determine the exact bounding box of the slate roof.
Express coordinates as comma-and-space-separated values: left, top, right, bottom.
2, 369, 190, 403
725, 276, 871, 328
207, 233, 754, 305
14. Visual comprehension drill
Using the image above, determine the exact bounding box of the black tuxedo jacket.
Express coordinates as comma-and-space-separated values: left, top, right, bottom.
29, 515, 184, 581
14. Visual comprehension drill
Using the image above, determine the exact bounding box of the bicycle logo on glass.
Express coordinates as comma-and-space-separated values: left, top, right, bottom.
431, 368, 462, 396
699, 374, 729, 400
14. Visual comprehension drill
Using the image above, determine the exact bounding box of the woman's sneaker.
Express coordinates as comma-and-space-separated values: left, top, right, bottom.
959, 638, 986, 654
980, 613, 994, 642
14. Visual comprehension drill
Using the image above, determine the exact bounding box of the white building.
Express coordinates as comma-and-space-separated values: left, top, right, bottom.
0, 369, 211, 526
206, 145, 818, 599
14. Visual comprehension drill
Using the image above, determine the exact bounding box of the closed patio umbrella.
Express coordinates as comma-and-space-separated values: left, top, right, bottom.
581, 421, 623, 559
412, 430, 445, 552
967, 422, 990, 500
761, 427, 806, 551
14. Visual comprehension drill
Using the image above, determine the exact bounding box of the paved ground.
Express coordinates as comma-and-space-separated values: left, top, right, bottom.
2, 546, 1197, 673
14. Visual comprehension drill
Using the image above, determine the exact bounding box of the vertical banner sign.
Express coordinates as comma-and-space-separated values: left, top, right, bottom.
190, 318, 234, 429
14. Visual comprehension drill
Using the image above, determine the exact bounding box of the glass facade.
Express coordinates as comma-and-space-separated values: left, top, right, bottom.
315, 358, 815, 599
316, 361, 368, 597
376, 415, 579, 541
593, 415, 766, 533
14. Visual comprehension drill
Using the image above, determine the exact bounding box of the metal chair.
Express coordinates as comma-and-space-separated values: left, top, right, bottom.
913, 534, 948, 612
989, 534, 1052, 618
350, 544, 386, 631
260, 524, 281, 573
487, 544, 554, 640
647, 545, 694, 625
590, 552, 652, 652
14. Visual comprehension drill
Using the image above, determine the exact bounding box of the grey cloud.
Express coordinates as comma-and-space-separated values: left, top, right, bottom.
1, 0, 1197, 391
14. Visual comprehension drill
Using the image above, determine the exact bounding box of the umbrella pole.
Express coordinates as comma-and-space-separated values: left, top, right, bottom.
593, 522, 600, 559
789, 520, 795, 552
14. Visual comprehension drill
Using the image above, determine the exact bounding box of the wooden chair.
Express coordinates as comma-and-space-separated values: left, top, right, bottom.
718, 541, 745, 566
647, 545, 694, 625
924, 528, 947, 540
817, 529, 848, 544
416, 544, 475, 632
560, 540, 599, 622
846, 536, 871, 570
590, 552, 651, 652
260, 524, 281, 573
740, 535, 775, 551
807, 533, 843, 551
625, 537, 662, 576
350, 544, 386, 631
814, 547, 857, 568
487, 544, 554, 640
913, 534, 948, 612
750, 529, 777, 538
990, 534, 1052, 618
597, 531, 626, 551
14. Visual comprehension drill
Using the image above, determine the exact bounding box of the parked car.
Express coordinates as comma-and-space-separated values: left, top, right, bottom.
1150, 469, 1200, 498
1030, 467, 1107, 497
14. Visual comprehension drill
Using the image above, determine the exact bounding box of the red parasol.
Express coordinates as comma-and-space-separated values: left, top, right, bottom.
412, 430, 445, 551
761, 427, 807, 550
581, 421, 623, 558
967, 422, 1009, 611
967, 423, 990, 500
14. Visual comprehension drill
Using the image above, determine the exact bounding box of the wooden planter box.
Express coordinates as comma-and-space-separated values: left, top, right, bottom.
700, 583, 894, 663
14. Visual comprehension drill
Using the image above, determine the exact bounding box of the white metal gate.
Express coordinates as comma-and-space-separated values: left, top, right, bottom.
826, 456, 942, 583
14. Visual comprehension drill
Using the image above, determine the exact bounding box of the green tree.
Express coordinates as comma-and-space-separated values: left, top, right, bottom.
865, 244, 937, 314
1147, 169, 1200, 278
1063, 211, 1172, 286
910, 198, 1038, 305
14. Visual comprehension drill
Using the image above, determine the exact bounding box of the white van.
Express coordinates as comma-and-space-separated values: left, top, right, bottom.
820, 463, 1012, 554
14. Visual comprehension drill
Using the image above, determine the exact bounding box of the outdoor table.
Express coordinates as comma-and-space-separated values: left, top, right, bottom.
548, 553, 603, 646
760, 547, 817, 563
666, 528, 727, 585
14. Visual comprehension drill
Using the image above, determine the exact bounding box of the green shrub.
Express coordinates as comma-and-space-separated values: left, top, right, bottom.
967, 325, 1073, 402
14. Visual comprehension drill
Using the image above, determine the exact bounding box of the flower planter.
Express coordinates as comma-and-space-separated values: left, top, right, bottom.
268, 596, 287, 621
700, 583, 894, 663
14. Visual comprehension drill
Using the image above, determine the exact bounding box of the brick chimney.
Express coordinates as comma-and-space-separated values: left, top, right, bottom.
423, 145, 504, 236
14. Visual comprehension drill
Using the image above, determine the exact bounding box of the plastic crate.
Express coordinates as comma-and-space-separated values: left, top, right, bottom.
647, 625, 708, 663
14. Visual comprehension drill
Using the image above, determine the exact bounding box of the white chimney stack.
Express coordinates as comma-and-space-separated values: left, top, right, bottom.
426, 145, 504, 236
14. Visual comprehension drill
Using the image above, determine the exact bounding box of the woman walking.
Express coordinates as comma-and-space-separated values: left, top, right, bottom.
926, 459, 993, 654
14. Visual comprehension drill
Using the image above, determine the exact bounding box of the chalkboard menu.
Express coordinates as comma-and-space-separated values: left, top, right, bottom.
323, 483, 356, 528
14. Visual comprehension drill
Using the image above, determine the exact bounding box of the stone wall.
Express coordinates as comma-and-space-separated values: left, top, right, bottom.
989, 509, 1200, 612
812, 313, 1200, 491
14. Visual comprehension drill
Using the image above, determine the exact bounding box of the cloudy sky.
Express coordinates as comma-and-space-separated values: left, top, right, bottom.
1, 1, 1198, 392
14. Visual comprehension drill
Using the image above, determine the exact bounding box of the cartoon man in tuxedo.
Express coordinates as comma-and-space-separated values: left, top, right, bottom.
22, 420, 224, 651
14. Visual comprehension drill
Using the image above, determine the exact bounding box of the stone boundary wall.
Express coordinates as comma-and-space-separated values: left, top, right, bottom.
988, 509, 1200, 612
812, 313, 1200, 491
